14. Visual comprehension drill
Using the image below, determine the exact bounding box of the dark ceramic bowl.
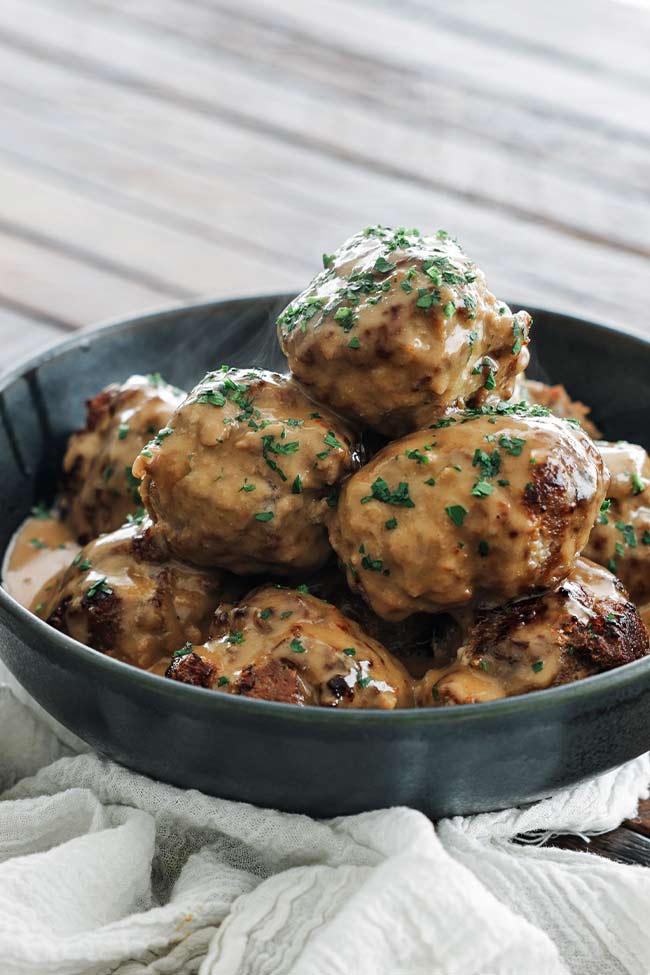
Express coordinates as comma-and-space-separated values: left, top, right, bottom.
1, 296, 649, 818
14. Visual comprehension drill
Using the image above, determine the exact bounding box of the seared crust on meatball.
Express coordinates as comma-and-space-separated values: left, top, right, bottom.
416, 559, 649, 706
61, 374, 184, 542
132, 367, 361, 575
38, 520, 235, 669
277, 226, 531, 436
166, 586, 414, 708
513, 376, 601, 438
328, 404, 608, 619
584, 441, 650, 604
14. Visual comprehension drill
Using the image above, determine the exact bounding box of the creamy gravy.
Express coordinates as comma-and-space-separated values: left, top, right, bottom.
2, 514, 79, 614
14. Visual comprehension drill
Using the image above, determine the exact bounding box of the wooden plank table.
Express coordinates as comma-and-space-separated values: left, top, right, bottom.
1, 0, 649, 860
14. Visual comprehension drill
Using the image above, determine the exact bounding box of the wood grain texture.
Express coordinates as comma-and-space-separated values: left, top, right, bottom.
0, 0, 649, 863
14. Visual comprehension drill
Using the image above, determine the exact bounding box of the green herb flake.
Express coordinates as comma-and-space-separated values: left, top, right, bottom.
478, 539, 489, 557
631, 473, 646, 496
324, 431, 343, 450
217, 675, 230, 687
290, 637, 307, 654
479, 659, 489, 672
197, 390, 227, 407
279, 611, 293, 620
499, 435, 526, 456
443, 301, 455, 319
86, 577, 113, 599
642, 531, 650, 545
361, 477, 415, 508
292, 474, 303, 494
373, 256, 395, 274
29, 538, 48, 550
385, 517, 398, 530
228, 630, 245, 644
322, 253, 335, 269
260, 608, 272, 620
608, 558, 618, 574
424, 477, 437, 487
255, 511, 274, 522
405, 448, 428, 465
471, 480, 493, 498
348, 336, 360, 349
173, 642, 193, 658
445, 504, 468, 527
117, 423, 130, 440
240, 479, 256, 492
343, 647, 356, 656
532, 660, 544, 673
357, 673, 373, 689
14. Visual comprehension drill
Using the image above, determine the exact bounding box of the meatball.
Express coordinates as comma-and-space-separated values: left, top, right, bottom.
584, 440, 650, 603
513, 375, 600, 438
166, 585, 414, 708
38, 519, 234, 670
328, 404, 607, 619
277, 225, 531, 436
416, 558, 650, 706
132, 367, 360, 575
61, 374, 185, 542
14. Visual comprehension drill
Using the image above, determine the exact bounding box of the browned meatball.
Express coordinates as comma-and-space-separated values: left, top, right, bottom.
416, 559, 650, 706
166, 585, 414, 708
512, 375, 600, 438
61, 374, 185, 542
277, 225, 531, 436
584, 440, 650, 603
37, 519, 235, 670
328, 404, 608, 619
132, 367, 360, 575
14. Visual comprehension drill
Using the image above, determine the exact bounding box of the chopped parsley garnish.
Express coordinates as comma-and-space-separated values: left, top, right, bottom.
471, 480, 493, 498
424, 477, 436, 486
473, 448, 501, 479
292, 474, 302, 494
478, 540, 489, 557
615, 521, 637, 548
217, 676, 230, 687
279, 611, 293, 620
152, 427, 174, 446
29, 538, 48, 550
443, 301, 455, 319
86, 577, 113, 599
343, 647, 356, 656
479, 659, 489, 672
324, 431, 343, 450
296, 584, 310, 594
631, 473, 646, 496
147, 372, 164, 388
197, 390, 226, 407
498, 435, 526, 456
642, 531, 650, 545
361, 550, 385, 573
240, 479, 256, 492
361, 477, 415, 508
385, 517, 398, 530
117, 423, 130, 440
512, 321, 523, 355
348, 336, 360, 349
322, 253, 335, 269
445, 504, 468, 527
357, 673, 373, 689
126, 508, 146, 525
309, 412, 322, 420
532, 660, 544, 673
374, 256, 395, 273
405, 448, 428, 464
260, 608, 272, 620
173, 642, 193, 658
608, 558, 618, 574
103, 465, 114, 483
290, 637, 307, 654
228, 630, 245, 644
261, 434, 299, 481
334, 306, 356, 332
254, 511, 274, 522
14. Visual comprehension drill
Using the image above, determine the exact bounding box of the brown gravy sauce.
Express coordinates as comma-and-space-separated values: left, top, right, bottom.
2, 515, 79, 615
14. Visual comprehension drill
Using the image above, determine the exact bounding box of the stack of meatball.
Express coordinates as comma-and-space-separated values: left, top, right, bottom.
38, 226, 650, 708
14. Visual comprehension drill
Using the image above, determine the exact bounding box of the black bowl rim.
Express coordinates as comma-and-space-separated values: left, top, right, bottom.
2, 293, 650, 729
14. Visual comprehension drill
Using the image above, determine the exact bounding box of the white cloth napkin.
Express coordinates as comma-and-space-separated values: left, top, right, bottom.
1, 681, 649, 975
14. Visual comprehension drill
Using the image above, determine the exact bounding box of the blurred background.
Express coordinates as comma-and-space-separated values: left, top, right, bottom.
1, 0, 649, 369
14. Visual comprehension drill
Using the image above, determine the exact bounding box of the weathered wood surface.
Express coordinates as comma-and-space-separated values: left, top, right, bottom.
1, 0, 649, 860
